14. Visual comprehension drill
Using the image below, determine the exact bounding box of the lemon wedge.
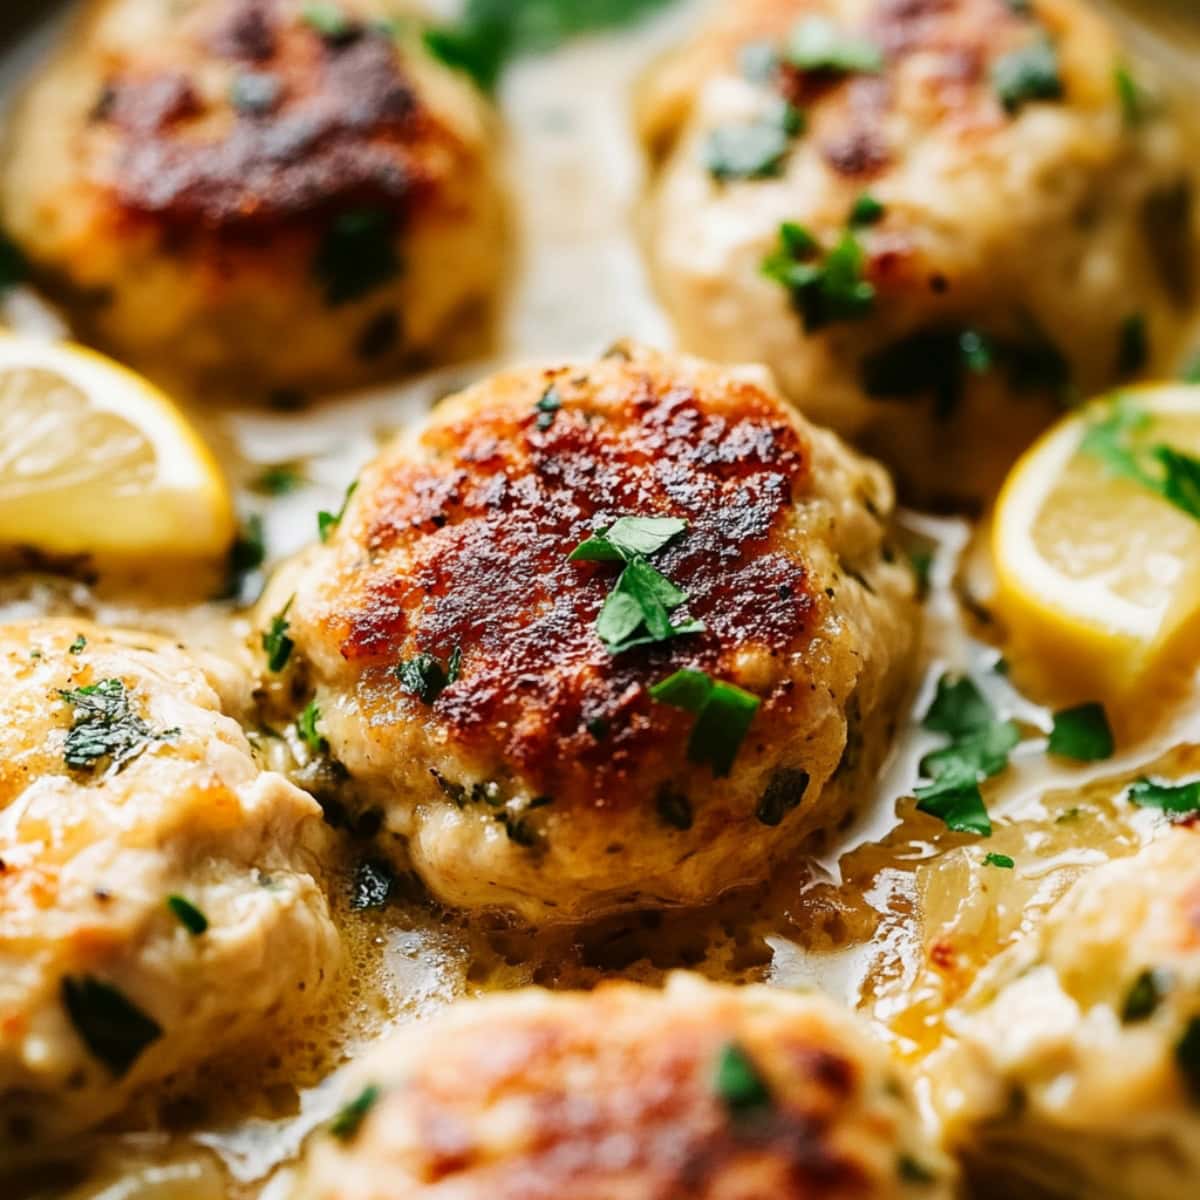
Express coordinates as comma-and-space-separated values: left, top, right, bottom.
0, 336, 234, 564
992, 383, 1200, 710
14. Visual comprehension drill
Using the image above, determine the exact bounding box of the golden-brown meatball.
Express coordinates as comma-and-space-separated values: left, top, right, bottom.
0, 621, 341, 1151
291, 974, 956, 1200
262, 343, 918, 922
926, 825, 1200, 1199
1, 0, 506, 391
639, 0, 1200, 503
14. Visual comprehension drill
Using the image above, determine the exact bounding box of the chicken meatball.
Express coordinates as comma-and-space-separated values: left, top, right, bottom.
264, 343, 918, 922
0, 0, 505, 391
639, 0, 1200, 502
927, 826, 1200, 1199
0, 621, 341, 1151
291, 973, 954, 1199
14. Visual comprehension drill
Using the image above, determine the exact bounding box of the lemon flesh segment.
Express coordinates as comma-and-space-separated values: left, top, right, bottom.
0, 338, 233, 561
993, 385, 1200, 707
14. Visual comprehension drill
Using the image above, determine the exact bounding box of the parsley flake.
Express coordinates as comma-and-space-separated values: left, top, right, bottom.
350, 859, 394, 910
1114, 64, 1145, 127
68, 634, 87, 655
318, 480, 359, 542
849, 193, 885, 227
993, 39, 1063, 113
983, 852, 1014, 869
705, 99, 804, 183
395, 647, 461, 704
58, 679, 174, 774
763, 225, 875, 331
1123, 968, 1169, 1022
329, 1083, 380, 1141
786, 16, 883, 75
302, 2, 355, 41
650, 668, 760, 778
535, 386, 562, 430
1127, 777, 1200, 817
253, 463, 306, 496
314, 209, 399, 306
61, 976, 162, 1077
167, 895, 209, 935
713, 1041, 772, 1116
262, 598, 295, 672
297, 700, 328, 755
1048, 702, 1114, 761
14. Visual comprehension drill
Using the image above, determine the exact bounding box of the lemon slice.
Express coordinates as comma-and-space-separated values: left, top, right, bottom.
0, 336, 234, 562
992, 383, 1200, 709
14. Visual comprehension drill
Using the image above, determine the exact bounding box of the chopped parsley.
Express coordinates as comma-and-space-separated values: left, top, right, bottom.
1127, 777, 1200, 817
1047, 702, 1113, 761
535, 386, 562, 430
993, 39, 1063, 113
763, 224, 875, 331
329, 1083, 381, 1141
1175, 1017, 1200, 1099
58, 679, 174, 774
262, 598, 295, 672
253, 463, 306, 496
914, 675, 1020, 837
1118, 313, 1149, 377
1080, 396, 1200, 522
1114, 64, 1146, 127
898, 1155, 938, 1183
705, 98, 804, 183
314, 209, 399, 307
225, 513, 267, 602
395, 647, 462, 704
302, 2, 355, 41
983, 852, 1014, 869
785, 16, 883, 75
713, 1041, 772, 1116
318, 480, 359, 542
650, 668, 760, 778
424, 0, 678, 92
68, 634, 87, 655
570, 517, 703, 654
166, 895, 209, 935
61, 976, 162, 1077
849, 193, 885, 227
350, 859, 394, 910
1123, 968, 1169, 1022
297, 700, 328, 754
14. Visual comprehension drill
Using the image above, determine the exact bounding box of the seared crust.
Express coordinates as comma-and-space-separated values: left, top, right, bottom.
639, 0, 1200, 503
291, 975, 955, 1199
268, 344, 918, 921
0, 0, 506, 388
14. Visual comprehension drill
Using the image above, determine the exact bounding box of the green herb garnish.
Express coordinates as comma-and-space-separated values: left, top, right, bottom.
983, 852, 1014, 869
297, 700, 327, 754
763, 225, 875, 331
253, 463, 306, 496
225, 513, 266, 602
713, 1041, 772, 1115
68, 634, 86, 655
1127, 777, 1200, 817
705, 99, 804, 183
650, 668, 760, 778
786, 16, 883, 74
61, 976, 162, 1076
57, 679, 174, 773
395, 647, 461, 704
1048, 702, 1114, 761
314, 209, 399, 306
849, 193, 885, 227
262, 598, 295, 672
167, 895, 209, 935
535, 386, 562, 430
1123, 968, 1169, 1022
1114, 64, 1145, 127
350, 859, 394, 910
318, 480, 359, 542
302, 2, 355, 40
993, 39, 1063, 113
1080, 396, 1200, 522
329, 1083, 381, 1141
570, 518, 703, 654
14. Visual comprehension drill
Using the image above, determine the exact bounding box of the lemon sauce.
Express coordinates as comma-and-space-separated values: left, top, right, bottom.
2, 3, 1200, 1199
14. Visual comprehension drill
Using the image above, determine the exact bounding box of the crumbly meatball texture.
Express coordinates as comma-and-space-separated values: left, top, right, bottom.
0, 0, 505, 390
0, 621, 341, 1151
291, 974, 955, 1200
639, 0, 1200, 502
926, 827, 1200, 1199
270, 344, 918, 922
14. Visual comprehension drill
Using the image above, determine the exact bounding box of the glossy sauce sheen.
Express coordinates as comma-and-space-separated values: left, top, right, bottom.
1, 1, 1200, 1198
